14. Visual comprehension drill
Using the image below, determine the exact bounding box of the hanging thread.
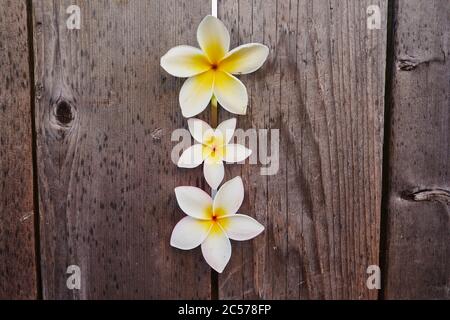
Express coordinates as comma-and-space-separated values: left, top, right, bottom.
212, 0, 217, 17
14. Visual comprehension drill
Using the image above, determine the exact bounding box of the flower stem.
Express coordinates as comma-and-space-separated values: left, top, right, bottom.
210, 95, 218, 129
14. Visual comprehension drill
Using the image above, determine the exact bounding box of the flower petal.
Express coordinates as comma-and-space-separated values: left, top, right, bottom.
197, 15, 230, 64
170, 217, 213, 250
213, 176, 244, 216
175, 186, 213, 220
219, 43, 269, 75
178, 144, 205, 168
203, 159, 224, 190
223, 144, 252, 163
219, 214, 264, 241
161, 45, 212, 78
216, 118, 236, 145
187, 118, 213, 144
179, 70, 215, 118
213, 71, 248, 115
201, 224, 231, 273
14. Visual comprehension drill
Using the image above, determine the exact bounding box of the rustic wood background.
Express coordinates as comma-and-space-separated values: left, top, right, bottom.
0, 0, 448, 300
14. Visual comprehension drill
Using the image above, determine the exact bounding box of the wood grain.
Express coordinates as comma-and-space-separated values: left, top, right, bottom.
218, 0, 387, 299
32, 0, 211, 299
0, 0, 38, 299
384, 0, 449, 299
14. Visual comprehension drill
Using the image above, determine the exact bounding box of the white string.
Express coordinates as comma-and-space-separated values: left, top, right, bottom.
211, 1, 217, 198
211, 0, 217, 17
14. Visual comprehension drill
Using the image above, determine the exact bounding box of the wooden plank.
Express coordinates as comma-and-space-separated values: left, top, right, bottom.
32, 0, 211, 299
384, 0, 449, 299
0, 0, 38, 299
218, 0, 387, 299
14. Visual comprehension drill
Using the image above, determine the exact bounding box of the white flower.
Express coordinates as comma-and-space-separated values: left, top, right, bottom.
170, 176, 264, 273
160, 15, 269, 117
178, 118, 251, 189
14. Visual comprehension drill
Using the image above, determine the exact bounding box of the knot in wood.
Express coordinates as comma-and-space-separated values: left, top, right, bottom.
52, 100, 75, 127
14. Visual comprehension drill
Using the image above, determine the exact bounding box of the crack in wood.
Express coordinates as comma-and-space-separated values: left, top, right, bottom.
397, 54, 446, 71
404, 188, 450, 205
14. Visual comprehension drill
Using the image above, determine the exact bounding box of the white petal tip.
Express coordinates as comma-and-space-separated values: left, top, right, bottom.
257, 44, 270, 60
160, 55, 167, 67
174, 186, 189, 199
256, 225, 265, 235
232, 176, 243, 183
170, 236, 187, 250
181, 107, 206, 118
180, 109, 197, 118
177, 162, 194, 168
207, 257, 229, 273
202, 15, 220, 23
236, 107, 248, 115
170, 239, 181, 249
206, 173, 222, 189
204, 161, 224, 191
177, 144, 205, 168
208, 182, 221, 190
179, 102, 211, 118
220, 117, 237, 128
212, 266, 225, 273
170, 241, 192, 251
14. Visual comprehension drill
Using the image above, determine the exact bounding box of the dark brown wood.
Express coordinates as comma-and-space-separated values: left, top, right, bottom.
218, 0, 387, 299
0, 0, 38, 299
0, 0, 443, 300
32, 0, 211, 299
384, 0, 449, 299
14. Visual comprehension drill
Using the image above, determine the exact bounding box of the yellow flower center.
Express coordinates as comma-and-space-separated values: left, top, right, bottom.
209, 208, 228, 234
205, 205, 226, 219
204, 206, 229, 234
202, 133, 226, 163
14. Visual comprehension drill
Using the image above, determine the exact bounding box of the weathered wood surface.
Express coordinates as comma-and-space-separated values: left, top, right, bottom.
218, 0, 387, 299
0, 0, 446, 300
384, 0, 449, 299
32, 0, 212, 299
0, 0, 38, 299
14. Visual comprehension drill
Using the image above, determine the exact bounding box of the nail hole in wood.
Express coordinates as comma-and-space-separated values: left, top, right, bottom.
55, 101, 74, 126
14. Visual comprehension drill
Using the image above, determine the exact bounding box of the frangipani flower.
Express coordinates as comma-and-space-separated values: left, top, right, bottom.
160, 15, 269, 117
178, 118, 251, 189
170, 176, 264, 273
